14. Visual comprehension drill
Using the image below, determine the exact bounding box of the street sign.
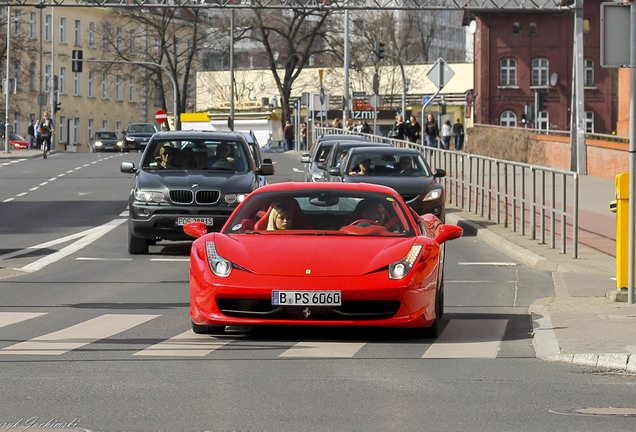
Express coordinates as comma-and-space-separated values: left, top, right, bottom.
155, 109, 168, 123
600, 2, 632, 68
426, 58, 455, 90
422, 96, 432, 106
369, 94, 383, 109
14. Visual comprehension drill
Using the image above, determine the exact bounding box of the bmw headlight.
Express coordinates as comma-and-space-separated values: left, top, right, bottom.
134, 190, 166, 203
224, 193, 249, 204
423, 188, 443, 201
389, 244, 423, 279
206, 241, 232, 277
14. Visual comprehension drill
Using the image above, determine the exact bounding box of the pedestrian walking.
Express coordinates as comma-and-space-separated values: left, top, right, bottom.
441, 120, 452, 149
423, 114, 440, 147
283, 120, 294, 151
453, 118, 464, 150
388, 114, 406, 140
406, 115, 421, 143
27, 120, 35, 149
34, 119, 41, 149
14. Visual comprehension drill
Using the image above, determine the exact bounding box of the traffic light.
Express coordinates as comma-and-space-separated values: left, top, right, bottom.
536, 91, 547, 112
54, 92, 61, 113
55, 102, 61, 113
72, 49, 83, 73
521, 114, 527, 124
373, 42, 385, 62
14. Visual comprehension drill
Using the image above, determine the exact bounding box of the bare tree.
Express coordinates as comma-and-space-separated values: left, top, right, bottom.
101, 8, 208, 129
244, 8, 338, 128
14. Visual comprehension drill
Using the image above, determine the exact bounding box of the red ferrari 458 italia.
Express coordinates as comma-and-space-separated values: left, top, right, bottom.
185, 182, 462, 337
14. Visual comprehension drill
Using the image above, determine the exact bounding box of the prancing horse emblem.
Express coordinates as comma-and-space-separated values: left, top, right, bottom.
303, 308, 311, 318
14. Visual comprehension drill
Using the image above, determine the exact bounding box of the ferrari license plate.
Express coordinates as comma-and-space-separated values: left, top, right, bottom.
272, 291, 341, 306
177, 217, 213, 226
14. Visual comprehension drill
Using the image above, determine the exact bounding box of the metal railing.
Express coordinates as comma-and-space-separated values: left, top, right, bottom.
313, 127, 579, 258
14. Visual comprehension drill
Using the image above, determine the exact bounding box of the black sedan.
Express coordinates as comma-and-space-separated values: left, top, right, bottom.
327, 147, 446, 220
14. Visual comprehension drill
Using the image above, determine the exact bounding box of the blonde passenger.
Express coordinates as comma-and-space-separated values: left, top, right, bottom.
267, 203, 295, 230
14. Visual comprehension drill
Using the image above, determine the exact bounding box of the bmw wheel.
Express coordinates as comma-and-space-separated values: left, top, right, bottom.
128, 223, 149, 254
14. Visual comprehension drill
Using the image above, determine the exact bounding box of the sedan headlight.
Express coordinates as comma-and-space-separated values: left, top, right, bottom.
423, 188, 443, 201
389, 244, 423, 279
206, 241, 232, 277
95, 141, 103, 147
224, 193, 249, 204
117, 141, 124, 148
134, 190, 166, 203
125, 136, 135, 142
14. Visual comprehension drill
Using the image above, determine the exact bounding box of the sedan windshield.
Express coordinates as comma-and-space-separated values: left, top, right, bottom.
226, 190, 414, 236
346, 152, 432, 177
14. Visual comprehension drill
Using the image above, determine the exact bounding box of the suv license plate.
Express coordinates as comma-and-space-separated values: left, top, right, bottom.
177, 217, 213, 226
272, 291, 341, 306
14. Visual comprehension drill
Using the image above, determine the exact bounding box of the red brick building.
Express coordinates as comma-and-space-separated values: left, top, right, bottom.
471, 0, 617, 134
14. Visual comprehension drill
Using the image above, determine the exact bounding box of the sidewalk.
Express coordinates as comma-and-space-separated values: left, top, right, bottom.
0, 148, 53, 159
445, 173, 636, 373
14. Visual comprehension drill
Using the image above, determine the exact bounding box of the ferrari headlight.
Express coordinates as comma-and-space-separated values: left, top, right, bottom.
423, 188, 443, 201
389, 244, 423, 279
134, 190, 166, 203
206, 241, 232, 277
224, 193, 248, 204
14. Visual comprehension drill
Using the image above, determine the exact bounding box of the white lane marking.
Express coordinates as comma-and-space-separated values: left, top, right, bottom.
422, 319, 508, 359
39, 181, 48, 186
17, 219, 127, 273
292, 168, 304, 173
75, 257, 133, 262
0, 314, 159, 356
16, 192, 27, 197
134, 330, 232, 357
28, 187, 39, 191
149, 258, 190, 262
0, 312, 48, 328
279, 341, 366, 358
457, 262, 518, 266
2, 197, 14, 202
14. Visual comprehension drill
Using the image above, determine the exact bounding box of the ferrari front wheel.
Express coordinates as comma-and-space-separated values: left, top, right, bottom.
191, 321, 226, 335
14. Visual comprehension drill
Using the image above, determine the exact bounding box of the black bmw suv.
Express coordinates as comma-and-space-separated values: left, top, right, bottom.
121, 130, 274, 254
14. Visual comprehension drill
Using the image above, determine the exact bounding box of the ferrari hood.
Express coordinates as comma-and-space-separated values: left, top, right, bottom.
213, 234, 426, 277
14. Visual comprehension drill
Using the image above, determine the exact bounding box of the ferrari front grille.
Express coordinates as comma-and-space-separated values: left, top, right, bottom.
216, 299, 400, 321
170, 190, 194, 204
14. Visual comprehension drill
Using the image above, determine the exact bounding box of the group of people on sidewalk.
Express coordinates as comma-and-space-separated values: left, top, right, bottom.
389, 113, 464, 150
26, 111, 54, 151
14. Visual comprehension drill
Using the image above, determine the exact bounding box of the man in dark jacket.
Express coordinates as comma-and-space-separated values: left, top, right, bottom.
283, 121, 294, 151
424, 114, 440, 147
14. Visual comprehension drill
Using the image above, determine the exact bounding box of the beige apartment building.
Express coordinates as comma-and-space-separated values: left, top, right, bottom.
3, 6, 177, 152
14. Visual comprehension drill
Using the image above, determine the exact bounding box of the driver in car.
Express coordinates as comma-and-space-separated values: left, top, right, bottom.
208, 142, 245, 170
352, 199, 388, 225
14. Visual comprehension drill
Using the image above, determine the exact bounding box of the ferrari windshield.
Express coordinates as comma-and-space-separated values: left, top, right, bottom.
142, 138, 250, 172
225, 189, 415, 236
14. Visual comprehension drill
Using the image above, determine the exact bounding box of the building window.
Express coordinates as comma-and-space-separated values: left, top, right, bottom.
59, 67, 67, 95
44, 14, 51, 42
88, 119, 94, 141
536, 111, 549, 131
128, 76, 136, 102
116, 27, 123, 52
59, 17, 67, 44
129, 30, 136, 55
101, 120, 108, 130
59, 116, 66, 143
500, 110, 517, 127
88, 22, 96, 49
73, 72, 81, 96
14, 11, 22, 36
72, 118, 80, 144
29, 12, 36, 39
29, 63, 37, 91
499, 58, 517, 86
115, 75, 123, 101
531, 58, 549, 87
116, 121, 122, 132
102, 25, 110, 51
101, 73, 109, 99
44, 64, 51, 92
512, 22, 520, 35
88, 70, 95, 98
584, 58, 594, 87
585, 111, 594, 133
74, 20, 81, 46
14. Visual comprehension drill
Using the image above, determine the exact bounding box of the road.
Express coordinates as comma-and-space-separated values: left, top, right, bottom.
0, 151, 634, 432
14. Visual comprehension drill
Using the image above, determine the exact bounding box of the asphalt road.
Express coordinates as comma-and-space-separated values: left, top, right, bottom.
0, 151, 634, 432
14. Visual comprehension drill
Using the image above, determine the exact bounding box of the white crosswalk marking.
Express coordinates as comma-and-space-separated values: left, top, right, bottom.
0, 314, 159, 355
0, 312, 47, 328
134, 330, 231, 357
422, 319, 508, 359
279, 341, 366, 358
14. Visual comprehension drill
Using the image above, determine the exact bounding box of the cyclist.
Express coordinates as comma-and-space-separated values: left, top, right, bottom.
38, 111, 54, 159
